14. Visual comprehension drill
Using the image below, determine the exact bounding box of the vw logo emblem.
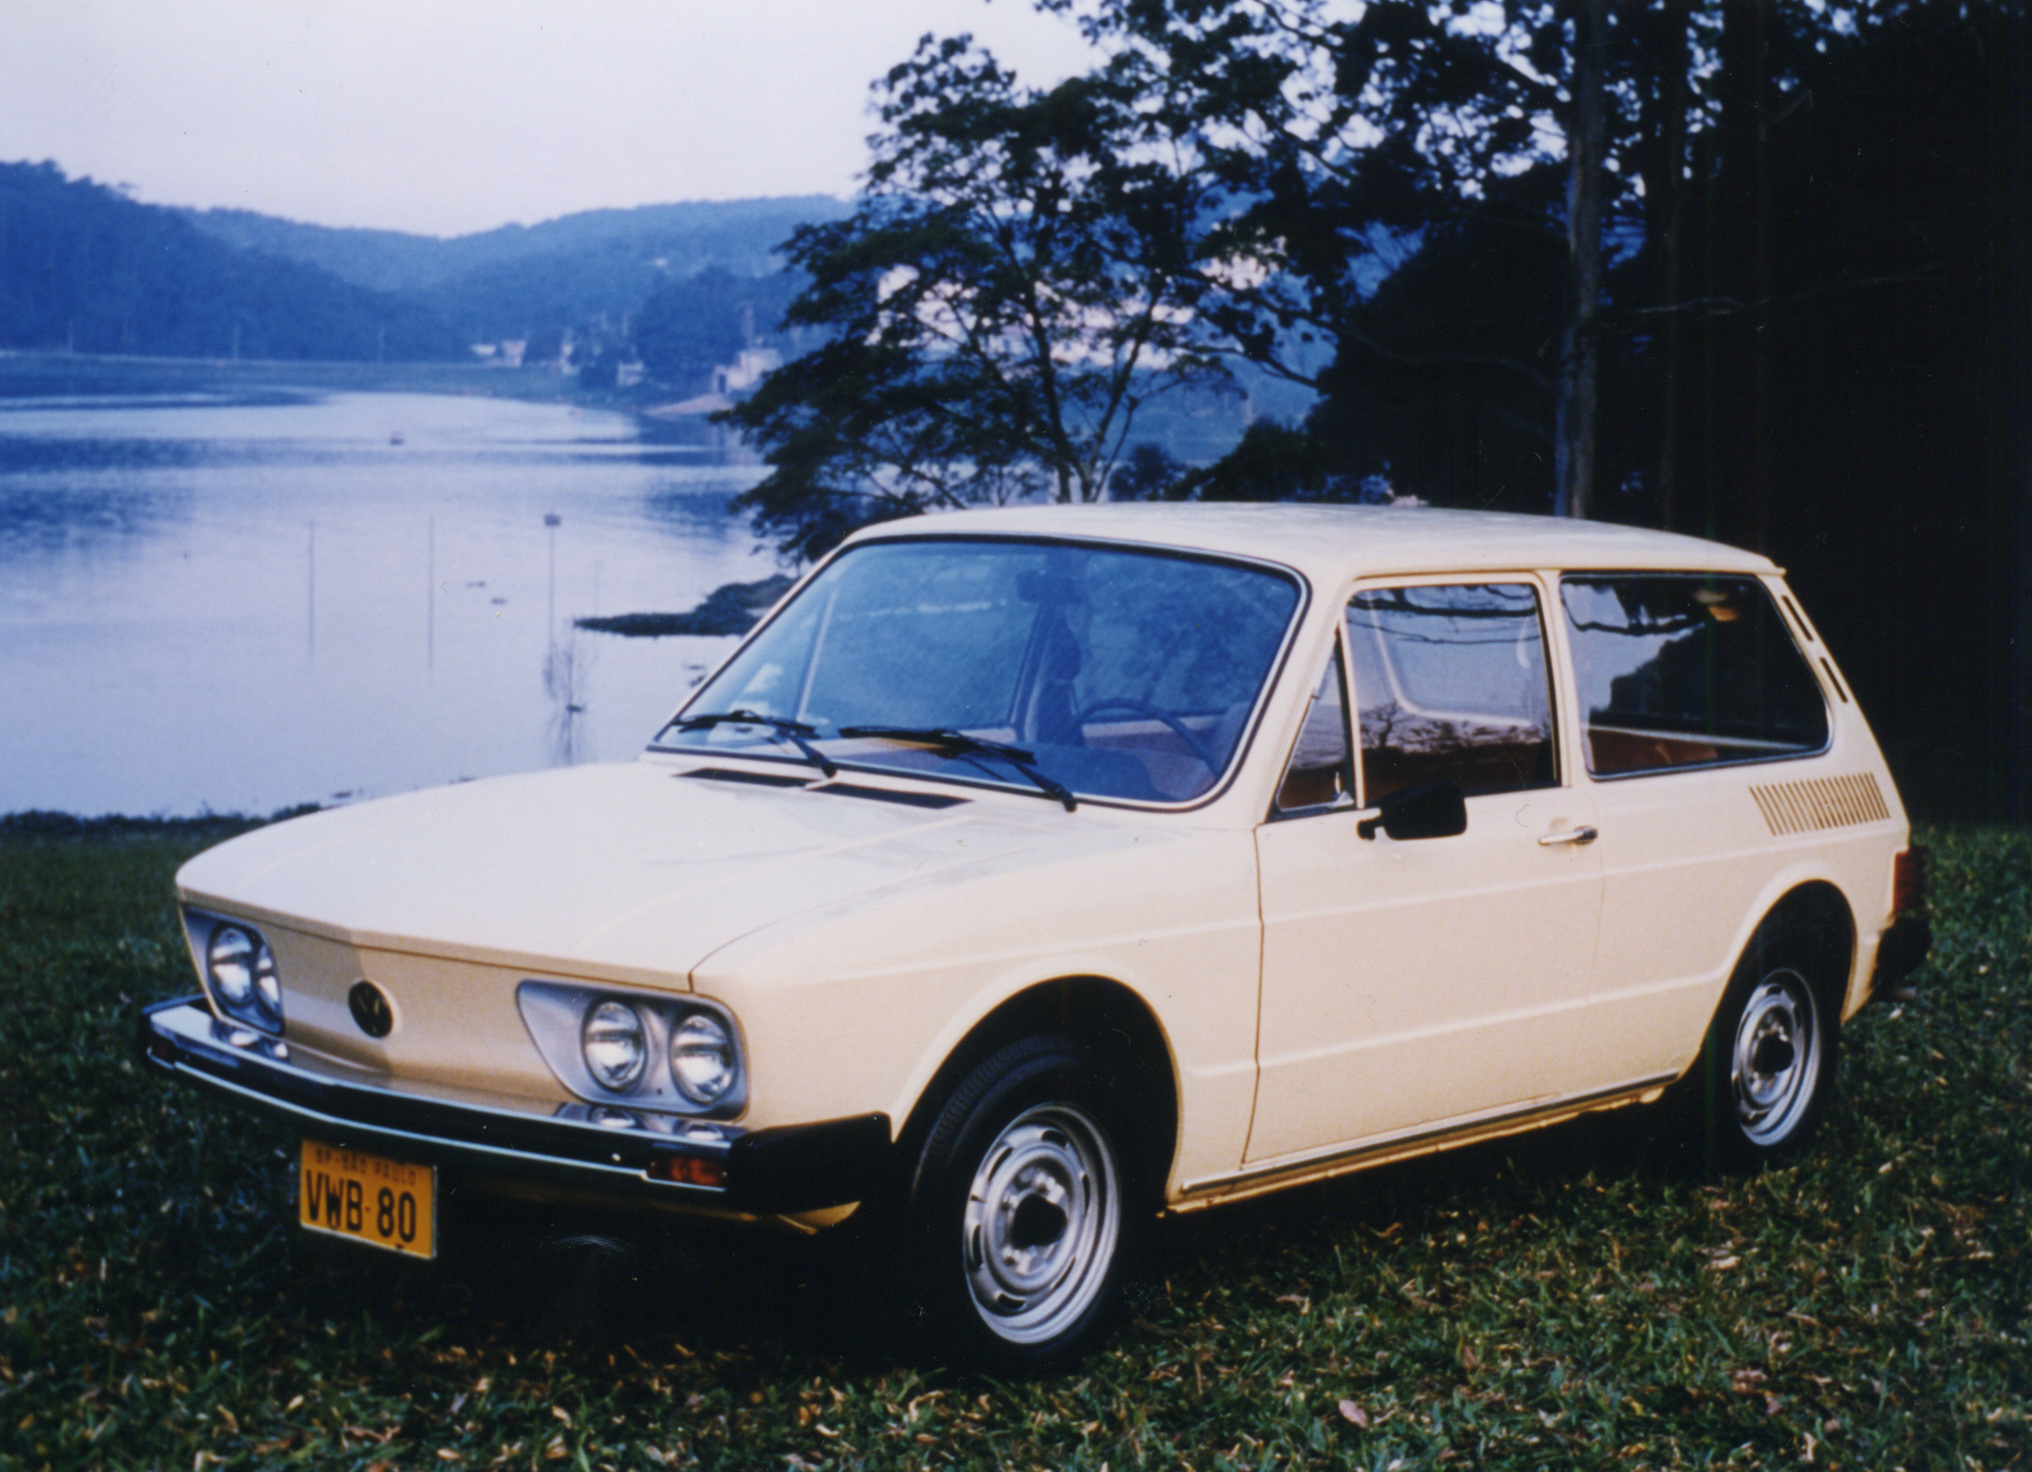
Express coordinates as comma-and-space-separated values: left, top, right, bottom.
348, 980, 394, 1038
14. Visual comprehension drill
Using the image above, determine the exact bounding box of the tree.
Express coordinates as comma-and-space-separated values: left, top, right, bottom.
1103, 0, 2022, 821
633, 266, 797, 392
1109, 441, 1187, 500
724, 34, 1229, 558
0, 161, 463, 361
1059, 0, 1662, 518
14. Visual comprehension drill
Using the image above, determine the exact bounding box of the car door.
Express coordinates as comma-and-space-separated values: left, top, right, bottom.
1248, 578, 1604, 1165
1556, 572, 1842, 1088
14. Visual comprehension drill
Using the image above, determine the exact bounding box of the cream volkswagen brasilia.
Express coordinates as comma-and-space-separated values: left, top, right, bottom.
141, 505, 1930, 1367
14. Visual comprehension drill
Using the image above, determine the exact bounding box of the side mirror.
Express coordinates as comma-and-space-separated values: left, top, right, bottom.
1356, 780, 1467, 841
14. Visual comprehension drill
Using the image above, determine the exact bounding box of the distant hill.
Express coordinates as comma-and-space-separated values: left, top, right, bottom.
182, 197, 849, 344
0, 162, 465, 361
0, 162, 844, 374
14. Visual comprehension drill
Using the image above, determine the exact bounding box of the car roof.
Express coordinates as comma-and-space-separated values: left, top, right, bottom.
845, 503, 1781, 582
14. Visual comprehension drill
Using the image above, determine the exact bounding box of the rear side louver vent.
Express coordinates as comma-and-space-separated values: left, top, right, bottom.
1750, 772, 1889, 835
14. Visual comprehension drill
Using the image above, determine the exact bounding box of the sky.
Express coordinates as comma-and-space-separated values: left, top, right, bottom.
0, 0, 1099, 238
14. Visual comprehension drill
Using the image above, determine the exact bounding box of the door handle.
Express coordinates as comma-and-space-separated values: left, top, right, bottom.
1538, 826, 1598, 846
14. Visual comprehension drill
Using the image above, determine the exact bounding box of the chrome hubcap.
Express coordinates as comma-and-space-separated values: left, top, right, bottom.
962, 1103, 1119, 1345
1731, 969, 1821, 1146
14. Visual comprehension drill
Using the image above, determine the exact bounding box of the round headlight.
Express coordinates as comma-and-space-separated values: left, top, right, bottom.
254, 954, 282, 1020
208, 927, 256, 1007
581, 1000, 647, 1092
670, 1012, 735, 1105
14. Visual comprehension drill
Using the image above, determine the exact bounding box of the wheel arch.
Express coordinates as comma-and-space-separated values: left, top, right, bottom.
894, 974, 1180, 1194
1735, 880, 1857, 1020
1679, 878, 1855, 1164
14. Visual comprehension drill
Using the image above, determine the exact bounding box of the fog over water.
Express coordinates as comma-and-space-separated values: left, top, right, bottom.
0, 391, 772, 816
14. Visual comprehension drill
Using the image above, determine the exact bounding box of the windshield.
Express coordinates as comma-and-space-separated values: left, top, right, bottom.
653, 537, 1303, 804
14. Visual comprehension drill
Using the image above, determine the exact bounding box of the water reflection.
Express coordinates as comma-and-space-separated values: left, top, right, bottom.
544, 632, 595, 769
0, 435, 219, 473
0, 481, 190, 558
0, 390, 773, 815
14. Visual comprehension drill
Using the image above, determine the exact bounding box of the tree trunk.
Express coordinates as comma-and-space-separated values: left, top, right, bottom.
1652, 0, 1692, 533
1554, 0, 1609, 520
1712, 0, 1772, 552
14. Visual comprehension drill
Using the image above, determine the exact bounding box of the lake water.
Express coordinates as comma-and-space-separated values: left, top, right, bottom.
0, 390, 775, 816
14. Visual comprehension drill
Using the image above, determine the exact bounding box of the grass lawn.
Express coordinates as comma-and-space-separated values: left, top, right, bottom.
1, 818, 2025, 1470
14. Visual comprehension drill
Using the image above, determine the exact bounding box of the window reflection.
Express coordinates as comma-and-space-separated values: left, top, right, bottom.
1345, 584, 1556, 799
1560, 575, 1829, 775
657, 538, 1302, 803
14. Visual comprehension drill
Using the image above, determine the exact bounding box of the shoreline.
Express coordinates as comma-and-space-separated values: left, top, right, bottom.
0, 806, 319, 840
0, 347, 711, 428
574, 573, 792, 639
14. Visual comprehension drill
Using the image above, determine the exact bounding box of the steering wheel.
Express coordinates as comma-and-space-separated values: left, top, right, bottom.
1070, 698, 1218, 772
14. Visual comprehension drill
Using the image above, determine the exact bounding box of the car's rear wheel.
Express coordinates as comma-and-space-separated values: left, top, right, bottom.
900, 1036, 1147, 1370
1698, 927, 1840, 1166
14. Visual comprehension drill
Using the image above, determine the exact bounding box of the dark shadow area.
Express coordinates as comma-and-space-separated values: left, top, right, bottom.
289, 1189, 906, 1371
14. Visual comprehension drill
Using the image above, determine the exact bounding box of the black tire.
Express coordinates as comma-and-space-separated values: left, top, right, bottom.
897, 1035, 1150, 1371
1696, 926, 1841, 1168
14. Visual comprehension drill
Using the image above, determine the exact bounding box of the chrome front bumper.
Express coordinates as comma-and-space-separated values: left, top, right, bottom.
137, 997, 891, 1216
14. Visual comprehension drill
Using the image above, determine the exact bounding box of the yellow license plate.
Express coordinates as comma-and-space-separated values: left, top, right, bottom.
299, 1140, 436, 1257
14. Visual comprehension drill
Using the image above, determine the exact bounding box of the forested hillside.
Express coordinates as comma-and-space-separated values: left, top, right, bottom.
0, 162, 463, 361
0, 164, 840, 368
182, 197, 847, 344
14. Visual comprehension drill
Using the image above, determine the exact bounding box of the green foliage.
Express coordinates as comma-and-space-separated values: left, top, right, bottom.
1109, 442, 1188, 502
183, 198, 845, 298
634, 268, 800, 394
724, 35, 1230, 559
1067, 0, 2024, 823
182, 197, 848, 363
1068, 0, 1583, 391
0, 162, 464, 361
1, 820, 2026, 1468
1172, 419, 1347, 504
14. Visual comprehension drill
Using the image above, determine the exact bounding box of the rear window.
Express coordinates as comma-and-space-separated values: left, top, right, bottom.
1559, 574, 1829, 776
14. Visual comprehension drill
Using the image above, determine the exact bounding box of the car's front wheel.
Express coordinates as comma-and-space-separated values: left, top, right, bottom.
900, 1036, 1148, 1370
1698, 927, 1841, 1166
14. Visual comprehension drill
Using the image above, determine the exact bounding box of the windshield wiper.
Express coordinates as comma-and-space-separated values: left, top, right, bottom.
837, 725, 1076, 812
667, 710, 838, 778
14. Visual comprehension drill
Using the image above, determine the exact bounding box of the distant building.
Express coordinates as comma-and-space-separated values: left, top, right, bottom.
468, 340, 530, 368
714, 347, 781, 396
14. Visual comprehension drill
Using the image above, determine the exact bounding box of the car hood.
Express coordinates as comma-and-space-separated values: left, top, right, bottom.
174, 759, 1096, 987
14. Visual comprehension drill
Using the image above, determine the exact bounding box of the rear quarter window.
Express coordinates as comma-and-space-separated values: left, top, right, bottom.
1560, 574, 1829, 776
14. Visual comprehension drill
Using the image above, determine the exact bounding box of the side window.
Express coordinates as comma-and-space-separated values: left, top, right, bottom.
1560, 574, 1829, 776
1345, 583, 1557, 800
1274, 647, 1354, 814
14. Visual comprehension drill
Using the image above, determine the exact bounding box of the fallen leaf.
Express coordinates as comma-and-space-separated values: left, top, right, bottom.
1338, 1400, 1369, 1429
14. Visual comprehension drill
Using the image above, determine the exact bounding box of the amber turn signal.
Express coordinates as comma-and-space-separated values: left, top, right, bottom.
648, 1152, 726, 1188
